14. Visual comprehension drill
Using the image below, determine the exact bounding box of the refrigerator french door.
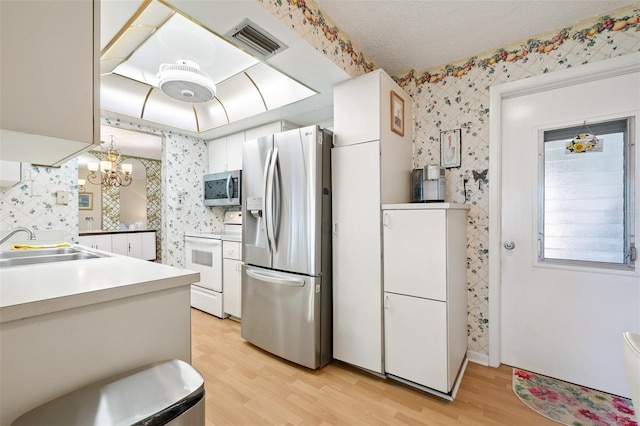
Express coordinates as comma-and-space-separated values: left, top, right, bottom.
241, 125, 332, 369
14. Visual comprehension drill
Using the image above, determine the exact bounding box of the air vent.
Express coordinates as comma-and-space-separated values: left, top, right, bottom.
225, 19, 287, 60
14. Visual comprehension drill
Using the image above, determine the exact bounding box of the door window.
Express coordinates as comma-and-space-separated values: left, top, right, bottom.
539, 119, 635, 268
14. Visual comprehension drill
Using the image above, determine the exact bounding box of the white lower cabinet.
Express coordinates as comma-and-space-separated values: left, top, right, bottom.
78, 234, 112, 252
222, 241, 242, 319
112, 233, 140, 258
384, 293, 448, 393
382, 204, 469, 398
80, 231, 156, 261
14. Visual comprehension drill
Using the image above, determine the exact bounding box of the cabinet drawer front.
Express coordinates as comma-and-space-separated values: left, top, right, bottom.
191, 285, 223, 318
223, 241, 242, 260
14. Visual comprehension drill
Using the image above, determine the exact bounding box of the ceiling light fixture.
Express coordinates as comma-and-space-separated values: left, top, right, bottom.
157, 59, 216, 103
86, 136, 133, 188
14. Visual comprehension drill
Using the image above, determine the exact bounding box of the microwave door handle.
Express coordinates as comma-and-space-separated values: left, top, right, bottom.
226, 174, 232, 201
265, 145, 278, 252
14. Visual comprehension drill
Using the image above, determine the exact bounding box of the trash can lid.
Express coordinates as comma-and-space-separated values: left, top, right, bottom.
12, 359, 205, 426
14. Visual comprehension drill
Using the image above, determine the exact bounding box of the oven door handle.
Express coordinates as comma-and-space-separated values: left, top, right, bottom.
185, 236, 222, 245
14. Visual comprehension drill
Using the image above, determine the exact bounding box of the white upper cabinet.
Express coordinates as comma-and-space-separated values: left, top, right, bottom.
333, 69, 411, 147
0, 0, 100, 166
207, 121, 298, 173
226, 133, 244, 172
208, 133, 244, 173
208, 137, 228, 173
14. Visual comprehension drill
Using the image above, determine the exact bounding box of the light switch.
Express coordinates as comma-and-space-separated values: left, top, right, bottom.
56, 190, 69, 205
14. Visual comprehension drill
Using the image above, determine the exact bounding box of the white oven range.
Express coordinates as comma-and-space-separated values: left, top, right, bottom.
185, 211, 242, 318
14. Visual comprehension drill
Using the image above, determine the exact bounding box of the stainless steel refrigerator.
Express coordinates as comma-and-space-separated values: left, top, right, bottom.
241, 125, 333, 369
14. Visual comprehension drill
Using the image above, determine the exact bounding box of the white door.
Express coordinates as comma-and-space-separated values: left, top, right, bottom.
499, 69, 639, 397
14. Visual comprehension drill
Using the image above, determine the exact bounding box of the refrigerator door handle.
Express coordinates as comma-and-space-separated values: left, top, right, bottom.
246, 269, 305, 287
265, 145, 279, 252
262, 145, 274, 253
226, 174, 232, 201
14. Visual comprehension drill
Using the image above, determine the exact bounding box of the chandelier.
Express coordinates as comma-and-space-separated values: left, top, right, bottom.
86, 136, 133, 187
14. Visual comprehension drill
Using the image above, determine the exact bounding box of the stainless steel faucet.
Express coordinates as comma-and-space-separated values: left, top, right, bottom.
0, 227, 36, 245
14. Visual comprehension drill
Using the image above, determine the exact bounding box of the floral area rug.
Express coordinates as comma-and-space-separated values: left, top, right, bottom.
513, 368, 637, 426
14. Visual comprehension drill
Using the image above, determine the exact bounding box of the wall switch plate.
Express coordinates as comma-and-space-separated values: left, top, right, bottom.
56, 190, 69, 205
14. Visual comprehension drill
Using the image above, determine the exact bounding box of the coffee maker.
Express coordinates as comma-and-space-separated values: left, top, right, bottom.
411, 165, 446, 202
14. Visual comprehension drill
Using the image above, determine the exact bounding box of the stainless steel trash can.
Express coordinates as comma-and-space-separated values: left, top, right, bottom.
12, 359, 205, 426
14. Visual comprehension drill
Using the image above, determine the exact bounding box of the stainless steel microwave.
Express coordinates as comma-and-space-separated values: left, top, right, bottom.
204, 170, 241, 207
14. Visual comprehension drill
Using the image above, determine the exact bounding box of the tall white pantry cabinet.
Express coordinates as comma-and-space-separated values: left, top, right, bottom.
382, 204, 469, 397
331, 69, 413, 374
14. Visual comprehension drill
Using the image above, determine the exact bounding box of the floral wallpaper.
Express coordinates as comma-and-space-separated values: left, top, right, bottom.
0, 161, 80, 244
259, 0, 375, 77
102, 117, 223, 268
258, 1, 640, 357
394, 6, 640, 356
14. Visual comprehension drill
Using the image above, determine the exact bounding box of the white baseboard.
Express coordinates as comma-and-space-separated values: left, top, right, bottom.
466, 350, 489, 366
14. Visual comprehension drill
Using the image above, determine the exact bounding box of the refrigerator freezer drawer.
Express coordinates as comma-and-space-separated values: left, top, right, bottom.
241, 265, 330, 369
191, 285, 224, 318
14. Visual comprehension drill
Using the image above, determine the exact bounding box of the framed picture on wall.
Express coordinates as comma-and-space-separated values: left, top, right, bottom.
79, 192, 93, 210
440, 129, 462, 168
390, 90, 405, 136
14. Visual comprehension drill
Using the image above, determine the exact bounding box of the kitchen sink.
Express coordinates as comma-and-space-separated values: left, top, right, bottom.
0, 247, 107, 268
0, 247, 81, 259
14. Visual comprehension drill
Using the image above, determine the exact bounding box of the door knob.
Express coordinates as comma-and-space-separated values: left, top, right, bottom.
503, 240, 516, 250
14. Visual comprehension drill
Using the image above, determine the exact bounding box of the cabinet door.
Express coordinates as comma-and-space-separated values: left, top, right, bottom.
226, 133, 244, 171
80, 235, 112, 252
223, 259, 242, 318
78, 236, 93, 248
111, 234, 129, 256
127, 233, 143, 259
333, 71, 381, 146
332, 141, 384, 373
208, 137, 227, 173
384, 292, 449, 393
0, 0, 98, 165
383, 209, 447, 301
141, 232, 156, 261
244, 121, 283, 141
93, 235, 112, 253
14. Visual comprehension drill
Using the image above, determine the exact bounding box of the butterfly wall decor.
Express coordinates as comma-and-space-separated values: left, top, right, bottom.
473, 169, 488, 189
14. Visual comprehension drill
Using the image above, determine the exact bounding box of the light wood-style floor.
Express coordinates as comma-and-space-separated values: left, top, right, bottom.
191, 308, 555, 425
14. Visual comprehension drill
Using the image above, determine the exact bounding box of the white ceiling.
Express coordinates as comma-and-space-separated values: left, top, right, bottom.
314, 0, 638, 75
100, 0, 350, 148
100, 0, 636, 154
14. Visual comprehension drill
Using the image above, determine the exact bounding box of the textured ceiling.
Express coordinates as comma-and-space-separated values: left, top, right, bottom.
314, 0, 638, 74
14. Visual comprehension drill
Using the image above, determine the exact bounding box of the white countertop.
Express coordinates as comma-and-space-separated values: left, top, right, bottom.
0, 246, 199, 323
381, 202, 470, 210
